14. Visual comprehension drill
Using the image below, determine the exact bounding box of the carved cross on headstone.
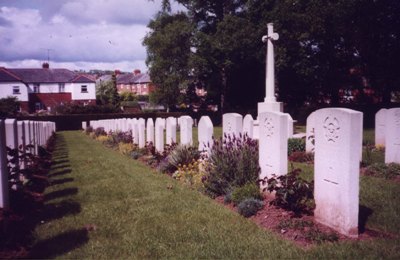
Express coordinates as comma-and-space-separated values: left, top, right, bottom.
262, 23, 279, 103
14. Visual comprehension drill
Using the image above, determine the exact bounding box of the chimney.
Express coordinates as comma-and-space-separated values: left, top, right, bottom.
114, 69, 121, 75
133, 69, 141, 75
42, 62, 50, 69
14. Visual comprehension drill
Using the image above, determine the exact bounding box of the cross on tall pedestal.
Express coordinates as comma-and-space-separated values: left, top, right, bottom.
262, 23, 279, 103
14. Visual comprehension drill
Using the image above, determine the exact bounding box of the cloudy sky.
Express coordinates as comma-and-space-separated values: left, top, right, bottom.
0, 0, 182, 72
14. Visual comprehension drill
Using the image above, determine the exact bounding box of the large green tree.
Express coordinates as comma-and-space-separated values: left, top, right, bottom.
143, 12, 194, 112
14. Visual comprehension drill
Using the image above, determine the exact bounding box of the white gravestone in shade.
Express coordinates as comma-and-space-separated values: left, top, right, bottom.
155, 118, 165, 152
306, 111, 316, 153
0, 120, 9, 209
82, 121, 87, 130
314, 108, 362, 238
243, 114, 254, 138
222, 113, 243, 139
287, 113, 294, 138
375, 108, 387, 147
179, 116, 193, 145
258, 111, 288, 183
146, 118, 155, 144
23, 121, 31, 159
138, 118, 146, 148
5, 119, 18, 169
198, 116, 214, 154
166, 117, 177, 145
17, 121, 26, 169
385, 108, 400, 163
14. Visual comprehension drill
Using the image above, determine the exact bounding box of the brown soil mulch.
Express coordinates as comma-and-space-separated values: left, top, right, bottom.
215, 193, 394, 249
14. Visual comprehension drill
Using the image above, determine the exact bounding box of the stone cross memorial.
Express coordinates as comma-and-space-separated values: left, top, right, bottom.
258, 23, 283, 113
385, 108, 400, 163
314, 108, 362, 238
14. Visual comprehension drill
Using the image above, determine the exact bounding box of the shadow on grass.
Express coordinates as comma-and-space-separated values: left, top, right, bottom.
44, 188, 78, 202
41, 200, 81, 222
359, 205, 373, 233
48, 169, 72, 178
29, 228, 89, 258
49, 164, 71, 171
50, 177, 74, 186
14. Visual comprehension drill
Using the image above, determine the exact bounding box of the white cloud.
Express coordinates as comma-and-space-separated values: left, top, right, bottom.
0, 0, 186, 72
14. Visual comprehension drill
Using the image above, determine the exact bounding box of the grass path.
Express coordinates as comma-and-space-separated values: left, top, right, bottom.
30, 131, 400, 258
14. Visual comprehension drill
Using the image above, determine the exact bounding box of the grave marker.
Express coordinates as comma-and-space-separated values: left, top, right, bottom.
243, 114, 254, 138
180, 116, 193, 145
166, 117, 177, 145
155, 118, 165, 152
385, 108, 400, 163
198, 116, 214, 154
223, 113, 243, 139
314, 108, 362, 237
375, 108, 387, 147
138, 118, 146, 148
146, 118, 154, 144
0, 120, 9, 209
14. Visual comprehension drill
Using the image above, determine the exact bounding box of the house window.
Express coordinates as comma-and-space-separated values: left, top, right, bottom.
35, 102, 43, 111
13, 86, 20, 94
33, 84, 40, 93
81, 85, 88, 93
59, 83, 65, 92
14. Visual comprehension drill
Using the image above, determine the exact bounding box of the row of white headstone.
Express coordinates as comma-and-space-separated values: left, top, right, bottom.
0, 119, 56, 210
87, 116, 215, 153
306, 107, 400, 164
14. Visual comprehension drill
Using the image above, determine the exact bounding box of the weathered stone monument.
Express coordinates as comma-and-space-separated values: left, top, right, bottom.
146, 118, 154, 144
258, 111, 288, 182
223, 113, 243, 138
258, 23, 283, 113
179, 116, 193, 145
243, 114, 254, 138
0, 120, 9, 209
198, 116, 214, 154
375, 108, 387, 147
314, 108, 362, 237
385, 108, 400, 163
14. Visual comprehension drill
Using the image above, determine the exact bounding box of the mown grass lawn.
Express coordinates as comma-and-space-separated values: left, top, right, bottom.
30, 131, 400, 259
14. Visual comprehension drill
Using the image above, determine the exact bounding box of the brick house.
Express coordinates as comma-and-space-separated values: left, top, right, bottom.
116, 69, 154, 95
0, 64, 96, 113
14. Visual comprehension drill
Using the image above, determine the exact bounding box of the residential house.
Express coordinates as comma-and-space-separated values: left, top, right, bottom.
0, 63, 96, 113
116, 69, 154, 95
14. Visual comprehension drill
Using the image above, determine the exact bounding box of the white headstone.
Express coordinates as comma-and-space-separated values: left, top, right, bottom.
138, 118, 146, 148
0, 120, 9, 209
306, 111, 316, 153
258, 111, 288, 181
314, 108, 362, 238
179, 116, 193, 145
198, 116, 214, 154
146, 118, 155, 144
131, 119, 139, 144
82, 121, 87, 130
375, 108, 387, 147
287, 113, 294, 138
5, 119, 18, 169
155, 118, 165, 152
243, 114, 254, 138
222, 113, 243, 139
166, 117, 177, 145
17, 121, 26, 169
385, 108, 400, 163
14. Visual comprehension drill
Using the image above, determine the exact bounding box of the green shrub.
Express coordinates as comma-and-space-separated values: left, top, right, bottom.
364, 163, 400, 179
94, 127, 107, 137
203, 134, 260, 197
165, 145, 200, 173
288, 138, 305, 156
237, 198, 264, 218
262, 168, 314, 216
231, 183, 263, 206
85, 126, 93, 134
